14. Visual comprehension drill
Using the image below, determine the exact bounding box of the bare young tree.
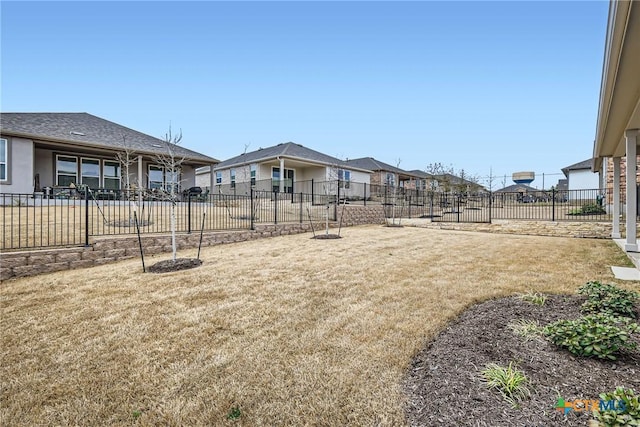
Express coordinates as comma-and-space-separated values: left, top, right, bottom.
154, 125, 186, 261
115, 134, 137, 192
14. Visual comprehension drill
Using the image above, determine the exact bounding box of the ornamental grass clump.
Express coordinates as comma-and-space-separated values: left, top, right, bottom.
481, 362, 531, 407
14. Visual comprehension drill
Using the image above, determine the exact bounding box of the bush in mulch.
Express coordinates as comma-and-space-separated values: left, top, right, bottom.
147, 258, 202, 273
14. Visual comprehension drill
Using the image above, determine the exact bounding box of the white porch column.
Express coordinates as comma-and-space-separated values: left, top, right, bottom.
209, 164, 215, 191
612, 157, 621, 238
279, 157, 285, 193
625, 130, 638, 252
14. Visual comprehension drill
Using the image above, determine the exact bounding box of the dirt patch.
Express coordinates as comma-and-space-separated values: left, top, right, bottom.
404, 294, 640, 427
147, 258, 202, 273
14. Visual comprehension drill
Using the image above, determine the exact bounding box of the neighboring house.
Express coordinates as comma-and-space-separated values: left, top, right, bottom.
0, 113, 219, 195
344, 157, 423, 189
200, 142, 371, 196
592, 0, 640, 252
407, 169, 434, 191
494, 184, 538, 193
561, 159, 600, 190
431, 173, 486, 193
556, 179, 568, 191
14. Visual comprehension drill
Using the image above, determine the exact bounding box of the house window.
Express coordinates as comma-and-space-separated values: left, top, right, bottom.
56, 155, 78, 187
338, 169, 351, 188
103, 161, 121, 190
385, 172, 395, 187
250, 164, 257, 186
0, 138, 7, 181
230, 168, 236, 188
149, 165, 164, 190
81, 158, 100, 189
165, 168, 180, 193
215, 171, 222, 184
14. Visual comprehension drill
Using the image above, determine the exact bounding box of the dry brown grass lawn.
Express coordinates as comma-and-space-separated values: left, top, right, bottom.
0, 225, 634, 426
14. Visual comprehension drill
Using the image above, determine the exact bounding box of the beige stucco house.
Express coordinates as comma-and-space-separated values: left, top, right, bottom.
197, 142, 371, 197
0, 113, 218, 197
592, 0, 640, 252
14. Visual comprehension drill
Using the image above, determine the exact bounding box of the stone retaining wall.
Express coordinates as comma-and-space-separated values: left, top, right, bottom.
400, 218, 632, 239
0, 223, 324, 281
337, 205, 386, 226
1, 214, 632, 280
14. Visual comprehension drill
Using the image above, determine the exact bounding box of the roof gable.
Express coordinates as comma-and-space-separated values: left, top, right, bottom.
215, 142, 364, 170
561, 159, 593, 177
0, 112, 219, 164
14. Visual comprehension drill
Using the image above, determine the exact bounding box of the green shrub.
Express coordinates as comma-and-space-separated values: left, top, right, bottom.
581, 203, 606, 215
579, 281, 639, 319
481, 362, 530, 407
543, 314, 639, 360
595, 387, 640, 426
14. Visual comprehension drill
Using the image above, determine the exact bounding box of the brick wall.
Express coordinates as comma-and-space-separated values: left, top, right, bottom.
605, 155, 640, 204
337, 205, 386, 226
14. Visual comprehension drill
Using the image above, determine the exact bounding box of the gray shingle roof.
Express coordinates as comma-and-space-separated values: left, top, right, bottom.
344, 157, 421, 178
495, 184, 539, 193
561, 159, 593, 177
214, 142, 368, 171
0, 112, 219, 165
407, 169, 432, 179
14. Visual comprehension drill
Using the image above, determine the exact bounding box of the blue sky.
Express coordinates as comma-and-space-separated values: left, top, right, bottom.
1, 1, 609, 188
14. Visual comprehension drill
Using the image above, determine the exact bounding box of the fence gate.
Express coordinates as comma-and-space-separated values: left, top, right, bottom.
427, 192, 491, 223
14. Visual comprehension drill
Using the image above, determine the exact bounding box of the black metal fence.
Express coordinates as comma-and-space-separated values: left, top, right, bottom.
0, 185, 619, 251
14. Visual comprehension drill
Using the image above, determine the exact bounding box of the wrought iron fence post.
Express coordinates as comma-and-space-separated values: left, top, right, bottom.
488, 191, 492, 223
363, 182, 367, 206
552, 188, 556, 221
335, 179, 340, 221
311, 179, 314, 205
85, 187, 90, 247
457, 194, 461, 223
299, 192, 303, 223
274, 191, 278, 224
250, 188, 255, 230
187, 194, 192, 234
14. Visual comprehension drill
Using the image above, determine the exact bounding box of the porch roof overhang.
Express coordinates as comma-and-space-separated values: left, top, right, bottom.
213, 155, 372, 174
3, 131, 216, 168
593, 0, 640, 171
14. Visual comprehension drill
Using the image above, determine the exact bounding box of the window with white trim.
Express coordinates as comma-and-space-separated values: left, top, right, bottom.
250, 164, 256, 186
230, 168, 236, 188
81, 158, 100, 189
149, 165, 164, 190
0, 139, 7, 181
165, 167, 180, 193
215, 171, 222, 184
56, 155, 78, 187
338, 169, 351, 189
103, 161, 121, 190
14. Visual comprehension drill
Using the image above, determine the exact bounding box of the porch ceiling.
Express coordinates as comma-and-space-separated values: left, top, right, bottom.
593, 0, 640, 171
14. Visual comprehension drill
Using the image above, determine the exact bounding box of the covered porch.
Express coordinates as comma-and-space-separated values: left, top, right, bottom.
592, 0, 640, 255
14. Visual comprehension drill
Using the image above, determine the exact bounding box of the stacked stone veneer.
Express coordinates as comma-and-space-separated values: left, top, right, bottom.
0, 223, 326, 281
400, 218, 640, 239
337, 205, 386, 226
2, 206, 635, 280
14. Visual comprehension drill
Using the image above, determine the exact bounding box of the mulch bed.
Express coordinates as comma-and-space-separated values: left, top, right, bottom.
147, 258, 202, 273
311, 234, 342, 239
403, 295, 640, 427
